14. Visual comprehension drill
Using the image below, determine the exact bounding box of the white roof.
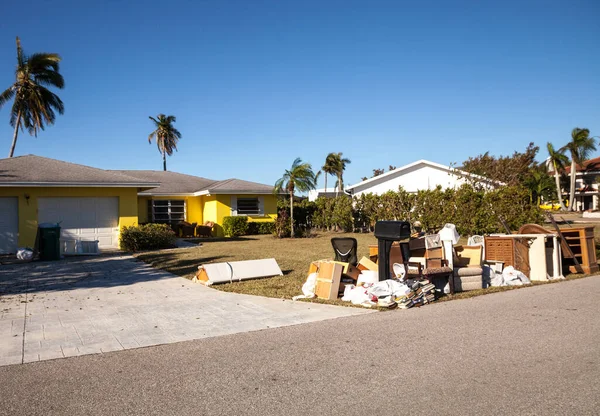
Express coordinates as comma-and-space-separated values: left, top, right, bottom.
346, 159, 500, 191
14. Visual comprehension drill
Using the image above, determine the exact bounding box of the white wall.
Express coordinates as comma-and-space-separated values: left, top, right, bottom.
351, 164, 470, 197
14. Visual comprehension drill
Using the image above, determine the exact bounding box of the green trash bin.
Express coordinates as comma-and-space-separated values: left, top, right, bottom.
38, 223, 61, 261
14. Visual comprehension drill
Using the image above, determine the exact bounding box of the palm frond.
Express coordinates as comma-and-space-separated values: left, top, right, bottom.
0, 86, 16, 108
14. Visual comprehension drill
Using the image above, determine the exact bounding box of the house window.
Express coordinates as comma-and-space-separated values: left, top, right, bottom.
236, 198, 260, 215
148, 200, 186, 224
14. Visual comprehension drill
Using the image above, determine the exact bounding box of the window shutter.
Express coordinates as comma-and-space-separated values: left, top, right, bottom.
258, 196, 264, 215
231, 196, 238, 216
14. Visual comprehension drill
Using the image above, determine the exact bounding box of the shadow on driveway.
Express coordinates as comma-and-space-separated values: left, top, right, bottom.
0, 253, 221, 296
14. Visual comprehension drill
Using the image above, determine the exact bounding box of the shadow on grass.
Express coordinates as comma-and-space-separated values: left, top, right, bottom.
136, 252, 228, 277
185, 236, 261, 244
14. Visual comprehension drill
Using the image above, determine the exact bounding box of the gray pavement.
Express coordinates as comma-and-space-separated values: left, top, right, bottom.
0, 276, 598, 415
0, 255, 370, 366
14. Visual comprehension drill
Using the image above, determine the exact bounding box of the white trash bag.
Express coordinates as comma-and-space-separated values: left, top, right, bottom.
292, 272, 318, 300
16, 248, 34, 261
502, 266, 531, 286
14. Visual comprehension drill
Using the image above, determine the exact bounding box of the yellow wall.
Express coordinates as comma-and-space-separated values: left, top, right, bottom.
0, 187, 139, 248
139, 196, 203, 224
137, 193, 277, 237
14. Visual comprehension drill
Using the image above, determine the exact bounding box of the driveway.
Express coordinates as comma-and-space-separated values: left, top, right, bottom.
0, 255, 371, 366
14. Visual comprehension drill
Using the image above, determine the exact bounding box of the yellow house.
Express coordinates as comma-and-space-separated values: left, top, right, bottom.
0, 155, 277, 254
111, 170, 277, 237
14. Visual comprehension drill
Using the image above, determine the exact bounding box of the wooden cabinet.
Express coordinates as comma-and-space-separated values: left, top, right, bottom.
484, 236, 531, 277
559, 227, 598, 274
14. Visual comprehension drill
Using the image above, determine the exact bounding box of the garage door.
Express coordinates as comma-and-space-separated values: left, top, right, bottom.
0, 197, 18, 254
38, 197, 119, 250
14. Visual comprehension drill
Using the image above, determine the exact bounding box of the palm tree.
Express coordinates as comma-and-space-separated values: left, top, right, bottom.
546, 142, 569, 210
562, 128, 596, 211
330, 152, 351, 195
0, 37, 65, 158
148, 114, 182, 171
274, 158, 317, 237
321, 153, 338, 192
525, 164, 555, 205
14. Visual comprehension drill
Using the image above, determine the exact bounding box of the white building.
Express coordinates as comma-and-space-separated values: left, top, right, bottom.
345, 160, 497, 198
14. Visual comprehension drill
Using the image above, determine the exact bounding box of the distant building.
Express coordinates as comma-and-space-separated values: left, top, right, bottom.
345, 159, 498, 198
548, 156, 600, 211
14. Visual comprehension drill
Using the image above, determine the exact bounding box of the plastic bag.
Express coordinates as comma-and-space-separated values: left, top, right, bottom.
367, 279, 411, 299
16, 248, 34, 261
292, 272, 317, 300
357, 270, 378, 286
502, 266, 531, 286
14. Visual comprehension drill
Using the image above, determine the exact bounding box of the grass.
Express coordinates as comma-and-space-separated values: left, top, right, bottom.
134, 232, 378, 305
134, 229, 599, 308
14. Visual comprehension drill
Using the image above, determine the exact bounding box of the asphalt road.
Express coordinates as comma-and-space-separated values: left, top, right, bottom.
1, 277, 599, 416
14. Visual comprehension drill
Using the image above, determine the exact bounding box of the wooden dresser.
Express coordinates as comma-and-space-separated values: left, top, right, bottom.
559, 226, 598, 274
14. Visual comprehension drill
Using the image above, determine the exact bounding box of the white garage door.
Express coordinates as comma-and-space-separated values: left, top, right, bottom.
0, 197, 18, 254
38, 197, 119, 250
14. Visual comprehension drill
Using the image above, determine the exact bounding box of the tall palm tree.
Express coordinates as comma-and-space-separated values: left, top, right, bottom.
525, 164, 555, 205
562, 128, 596, 211
546, 142, 569, 210
330, 152, 351, 195
274, 158, 317, 237
148, 114, 182, 171
0, 37, 65, 158
321, 153, 338, 192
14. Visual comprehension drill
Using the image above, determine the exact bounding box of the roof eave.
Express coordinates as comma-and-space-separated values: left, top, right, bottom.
0, 182, 160, 188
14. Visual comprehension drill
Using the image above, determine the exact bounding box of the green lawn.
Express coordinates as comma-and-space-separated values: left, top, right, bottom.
134, 230, 598, 307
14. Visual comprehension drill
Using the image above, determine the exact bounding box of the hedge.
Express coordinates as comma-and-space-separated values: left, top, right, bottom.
247, 221, 276, 235
222, 216, 249, 237
120, 223, 177, 252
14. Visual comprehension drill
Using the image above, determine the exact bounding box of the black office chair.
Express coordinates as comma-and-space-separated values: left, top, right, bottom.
331, 237, 358, 266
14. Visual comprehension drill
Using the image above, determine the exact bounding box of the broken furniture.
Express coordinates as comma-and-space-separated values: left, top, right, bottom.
195, 258, 283, 285
405, 259, 455, 295
178, 221, 197, 238
314, 261, 344, 300
195, 221, 214, 238
487, 234, 563, 281
556, 227, 598, 274
373, 221, 412, 281
484, 236, 531, 277
331, 237, 358, 266
453, 245, 483, 291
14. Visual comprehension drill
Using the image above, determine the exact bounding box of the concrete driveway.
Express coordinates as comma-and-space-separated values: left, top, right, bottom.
0, 254, 371, 366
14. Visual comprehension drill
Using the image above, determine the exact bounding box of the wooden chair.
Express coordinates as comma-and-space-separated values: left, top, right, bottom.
196, 221, 214, 238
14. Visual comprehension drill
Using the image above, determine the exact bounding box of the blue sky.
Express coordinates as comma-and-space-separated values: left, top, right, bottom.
0, 0, 598, 188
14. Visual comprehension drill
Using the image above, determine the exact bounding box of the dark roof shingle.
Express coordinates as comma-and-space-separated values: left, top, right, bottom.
0, 155, 158, 187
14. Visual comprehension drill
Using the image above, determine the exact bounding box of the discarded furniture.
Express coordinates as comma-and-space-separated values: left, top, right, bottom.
368, 242, 410, 274
314, 261, 344, 300
557, 227, 598, 274
331, 237, 358, 266
484, 236, 531, 277
374, 221, 411, 281
487, 234, 563, 281
453, 245, 483, 291
196, 221, 215, 238
195, 258, 283, 286
406, 259, 454, 295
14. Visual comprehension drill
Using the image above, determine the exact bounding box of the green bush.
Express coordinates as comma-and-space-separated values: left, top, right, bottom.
247, 221, 276, 235
223, 216, 249, 237
120, 223, 176, 252
274, 209, 291, 238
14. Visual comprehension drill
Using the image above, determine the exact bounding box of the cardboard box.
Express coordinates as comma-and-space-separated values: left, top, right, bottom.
315, 262, 344, 300
343, 264, 361, 281
358, 256, 378, 272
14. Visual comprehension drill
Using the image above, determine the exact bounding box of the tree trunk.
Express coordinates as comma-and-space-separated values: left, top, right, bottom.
289, 191, 294, 238
324, 175, 327, 193
163, 149, 167, 171
8, 112, 21, 158
553, 162, 567, 210
569, 159, 576, 211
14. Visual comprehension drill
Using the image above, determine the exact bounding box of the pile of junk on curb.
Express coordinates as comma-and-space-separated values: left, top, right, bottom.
292, 220, 598, 309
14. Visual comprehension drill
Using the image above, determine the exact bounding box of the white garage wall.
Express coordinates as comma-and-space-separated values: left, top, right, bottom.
38, 197, 119, 249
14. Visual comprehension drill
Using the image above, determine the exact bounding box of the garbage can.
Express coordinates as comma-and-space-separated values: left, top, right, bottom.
38, 223, 61, 261
373, 221, 411, 281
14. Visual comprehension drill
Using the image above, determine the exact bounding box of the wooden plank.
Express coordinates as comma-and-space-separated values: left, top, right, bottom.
545, 212, 584, 274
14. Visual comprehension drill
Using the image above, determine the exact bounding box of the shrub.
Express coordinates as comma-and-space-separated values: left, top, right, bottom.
274, 209, 291, 238
120, 223, 176, 252
247, 221, 276, 235
222, 216, 248, 237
